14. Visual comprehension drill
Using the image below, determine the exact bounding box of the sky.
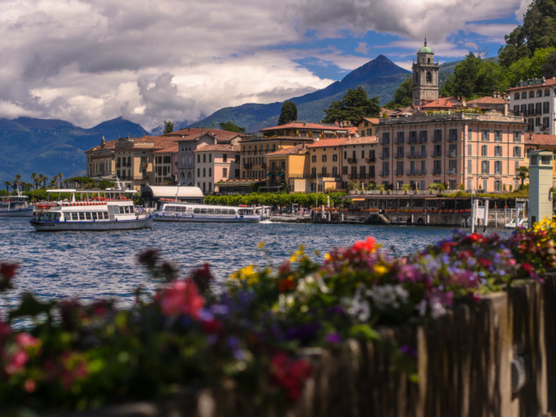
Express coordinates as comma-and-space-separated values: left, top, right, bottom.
0, 0, 533, 131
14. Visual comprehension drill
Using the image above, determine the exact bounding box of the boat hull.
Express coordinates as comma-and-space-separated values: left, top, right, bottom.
0, 208, 34, 217
153, 213, 260, 223
30, 217, 153, 231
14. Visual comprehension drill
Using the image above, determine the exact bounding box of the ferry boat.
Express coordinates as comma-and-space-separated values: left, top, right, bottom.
0, 192, 33, 217
153, 202, 261, 223
30, 189, 153, 231
504, 218, 528, 229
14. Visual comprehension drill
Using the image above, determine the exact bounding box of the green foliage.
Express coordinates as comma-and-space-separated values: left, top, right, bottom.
205, 192, 346, 208
322, 87, 380, 124
163, 121, 174, 134
278, 101, 298, 125
98, 180, 115, 190
384, 76, 413, 109
440, 54, 509, 99
218, 121, 246, 133
499, 0, 556, 67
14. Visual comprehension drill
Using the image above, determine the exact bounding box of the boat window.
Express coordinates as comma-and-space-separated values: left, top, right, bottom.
71, 212, 78, 221
54, 213, 61, 221
113, 206, 120, 214
193, 208, 200, 214
85, 212, 92, 220
201, 208, 208, 214
78, 212, 85, 220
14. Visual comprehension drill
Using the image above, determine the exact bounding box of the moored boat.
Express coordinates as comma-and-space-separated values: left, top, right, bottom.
153, 202, 261, 223
0, 191, 33, 217
30, 189, 153, 231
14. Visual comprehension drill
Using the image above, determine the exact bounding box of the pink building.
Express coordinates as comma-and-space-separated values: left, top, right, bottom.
194, 144, 240, 194
376, 111, 527, 192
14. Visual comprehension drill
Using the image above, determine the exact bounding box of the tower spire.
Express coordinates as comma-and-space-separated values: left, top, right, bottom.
424, 36, 427, 47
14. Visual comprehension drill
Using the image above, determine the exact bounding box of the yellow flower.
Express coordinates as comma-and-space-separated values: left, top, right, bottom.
229, 265, 258, 285
257, 242, 265, 249
374, 264, 388, 276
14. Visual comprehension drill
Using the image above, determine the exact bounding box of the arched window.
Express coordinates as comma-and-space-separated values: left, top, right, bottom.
515, 93, 520, 100
545, 89, 551, 96
426, 72, 432, 82
537, 90, 543, 97
529, 91, 535, 98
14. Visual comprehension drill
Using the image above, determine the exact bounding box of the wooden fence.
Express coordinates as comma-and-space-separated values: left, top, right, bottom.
70, 274, 556, 417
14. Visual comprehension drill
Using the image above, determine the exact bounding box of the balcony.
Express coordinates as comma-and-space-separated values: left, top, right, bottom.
448, 151, 457, 157
432, 136, 442, 143
364, 157, 376, 163
380, 139, 390, 145
432, 151, 442, 158
379, 171, 389, 177
448, 136, 458, 142
448, 169, 457, 175
433, 169, 442, 175
347, 158, 358, 164
395, 170, 404, 176
244, 163, 252, 169
396, 138, 405, 144
394, 153, 404, 159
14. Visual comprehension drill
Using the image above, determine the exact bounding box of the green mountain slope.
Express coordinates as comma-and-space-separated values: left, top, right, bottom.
0, 117, 148, 184
190, 55, 410, 133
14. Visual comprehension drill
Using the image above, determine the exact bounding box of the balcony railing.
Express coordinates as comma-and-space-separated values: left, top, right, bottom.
379, 153, 389, 159
433, 169, 442, 175
347, 158, 358, 164
379, 171, 389, 177
365, 157, 376, 163
432, 151, 442, 158
395, 153, 404, 159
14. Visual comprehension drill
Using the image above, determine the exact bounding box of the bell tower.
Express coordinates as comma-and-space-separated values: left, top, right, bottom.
412, 39, 439, 106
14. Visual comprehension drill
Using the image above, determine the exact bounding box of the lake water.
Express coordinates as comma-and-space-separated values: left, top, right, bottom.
0, 218, 511, 307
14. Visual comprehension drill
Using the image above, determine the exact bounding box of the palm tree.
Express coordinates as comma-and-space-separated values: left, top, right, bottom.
58, 172, 63, 188
52, 174, 58, 189
31, 173, 37, 189
42, 176, 48, 188
517, 166, 529, 189
4, 181, 11, 192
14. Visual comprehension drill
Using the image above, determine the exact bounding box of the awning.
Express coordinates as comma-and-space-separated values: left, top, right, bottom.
277, 172, 284, 176
351, 198, 365, 202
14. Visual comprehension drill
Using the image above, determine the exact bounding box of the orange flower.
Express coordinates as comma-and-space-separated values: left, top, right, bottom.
279, 277, 295, 292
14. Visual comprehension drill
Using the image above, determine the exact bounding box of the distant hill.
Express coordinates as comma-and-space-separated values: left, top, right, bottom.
189, 55, 411, 133
0, 117, 148, 184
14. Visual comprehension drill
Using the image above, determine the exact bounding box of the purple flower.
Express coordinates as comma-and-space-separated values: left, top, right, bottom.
325, 332, 343, 344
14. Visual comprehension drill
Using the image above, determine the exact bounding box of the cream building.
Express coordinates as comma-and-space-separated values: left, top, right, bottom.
340, 136, 379, 189
306, 138, 347, 192
508, 78, 556, 134
194, 144, 240, 194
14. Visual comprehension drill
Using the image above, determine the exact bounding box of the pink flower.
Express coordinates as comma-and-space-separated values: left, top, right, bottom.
5, 350, 28, 375
15, 333, 40, 349
158, 280, 204, 318
25, 379, 36, 393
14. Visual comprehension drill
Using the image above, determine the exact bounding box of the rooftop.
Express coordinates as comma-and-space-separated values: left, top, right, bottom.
525, 134, 556, 147
307, 138, 348, 148
260, 121, 348, 132
266, 144, 308, 156
194, 144, 240, 152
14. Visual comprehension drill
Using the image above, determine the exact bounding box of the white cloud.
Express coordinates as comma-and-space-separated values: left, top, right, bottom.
0, 0, 527, 130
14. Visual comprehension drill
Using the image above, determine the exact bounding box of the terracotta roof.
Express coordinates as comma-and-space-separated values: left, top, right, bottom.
467, 96, 506, 104
194, 144, 240, 152
266, 144, 308, 156
260, 122, 347, 131
240, 136, 314, 143
421, 97, 461, 109
524, 134, 556, 146
507, 78, 556, 91
306, 138, 348, 148
342, 136, 378, 145
360, 117, 380, 124
154, 144, 179, 154
86, 139, 118, 152
165, 128, 245, 143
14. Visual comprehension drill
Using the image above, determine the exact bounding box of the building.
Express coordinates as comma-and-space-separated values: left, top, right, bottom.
194, 144, 241, 194
86, 137, 117, 180
412, 40, 439, 106
524, 134, 556, 186
153, 145, 179, 185
377, 110, 526, 192
260, 122, 349, 139
170, 128, 243, 186
357, 118, 379, 137
306, 138, 347, 192
340, 136, 379, 189
508, 77, 556, 134
264, 144, 309, 192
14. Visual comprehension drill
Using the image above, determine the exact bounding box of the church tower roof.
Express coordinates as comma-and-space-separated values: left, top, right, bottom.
418, 38, 433, 54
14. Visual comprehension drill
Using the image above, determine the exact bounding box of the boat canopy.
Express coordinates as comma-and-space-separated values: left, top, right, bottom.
141, 186, 204, 206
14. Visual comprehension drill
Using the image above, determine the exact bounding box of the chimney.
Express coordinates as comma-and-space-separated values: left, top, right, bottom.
504, 101, 509, 116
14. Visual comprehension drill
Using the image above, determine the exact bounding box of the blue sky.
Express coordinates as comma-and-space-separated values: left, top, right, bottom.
0, 0, 532, 130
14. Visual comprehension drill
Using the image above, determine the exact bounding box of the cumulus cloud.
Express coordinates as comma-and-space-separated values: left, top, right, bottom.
0, 0, 527, 130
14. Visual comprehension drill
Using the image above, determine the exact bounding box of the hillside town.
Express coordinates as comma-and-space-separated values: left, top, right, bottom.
84, 42, 556, 198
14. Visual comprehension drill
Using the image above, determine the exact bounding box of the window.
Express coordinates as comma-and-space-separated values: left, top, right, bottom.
197, 168, 200, 176
514, 131, 521, 142
203, 168, 206, 177
468, 160, 473, 174
321, 166, 327, 176
481, 130, 489, 141
311, 167, 317, 177
223, 154, 227, 162
544, 102, 550, 114
397, 146, 404, 158
481, 161, 490, 174
382, 132, 390, 144
545, 89, 551, 97
209, 154, 212, 163
468, 144, 472, 156
419, 130, 427, 142
381, 161, 389, 176
543, 116, 550, 128
208, 168, 212, 177
203, 154, 206, 163
396, 161, 404, 175
433, 160, 441, 175
536, 102, 542, 115
513, 146, 522, 157
494, 146, 502, 157
529, 91, 535, 98
481, 145, 488, 156
312, 155, 316, 163
495, 180, 502, 192
333, 154, 338, 162
434, 144, 441, 157
397, 132, 404, 143
322, 154, 327, 163
449, 129, 458, 141
197, 154, 200, 163
223, 168, 228, 177
537, 89, 543, 97
515, 93, 520, 100
494, 130, 502, 142
332, 166, 338, 177
448, 144, 457, 157
494, 161, 502, 175
434, 130, 442, 142
361, 150, 365, 159
448, 159, 457, 174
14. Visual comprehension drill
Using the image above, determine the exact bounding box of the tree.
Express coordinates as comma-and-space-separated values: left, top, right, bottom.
163, 121, 174, 134
58, 172, 63, 188
322, 87, 380, 124
218, 121, 246, 133
4, 181, 10, 192
517, 166, 529, 188
499, 0, 556, 67
278, 101, 298, 125
385, 76, 413, 109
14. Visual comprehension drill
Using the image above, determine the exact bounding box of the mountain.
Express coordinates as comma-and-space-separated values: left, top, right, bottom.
188, 55, 411, 133
0, 117, 148, 184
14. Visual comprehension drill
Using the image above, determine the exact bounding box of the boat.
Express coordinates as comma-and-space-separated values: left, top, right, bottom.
30, 189, 153, 231
153, 202, 261, 223
504, 218, 528, 229
0, 191, 33, 217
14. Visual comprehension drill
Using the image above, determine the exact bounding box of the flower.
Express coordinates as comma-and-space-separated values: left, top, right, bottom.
269, 352, 312, 401
0, 262, 18, 292
158, 280, 204, 318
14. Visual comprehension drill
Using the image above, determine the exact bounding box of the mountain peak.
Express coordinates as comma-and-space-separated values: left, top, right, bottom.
340, 55, 409, 85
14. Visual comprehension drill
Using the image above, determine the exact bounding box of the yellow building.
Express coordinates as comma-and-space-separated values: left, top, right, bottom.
260, 122, 349, 139
86, 137, 117, 180
264, 144, 309, 192
340, 136, 379, 189
357, 118, 379, 138
306, 138, 347, 192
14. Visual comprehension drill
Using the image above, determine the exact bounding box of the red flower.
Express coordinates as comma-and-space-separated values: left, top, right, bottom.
202, 318, 223, 335
352, 237, 376, 253
279, 277, 295, 292
522, 263, 534, 275
478, 258, 492, 269
158, 280, 204, 318
0, 262, 17, 292
269, 352, 312, 402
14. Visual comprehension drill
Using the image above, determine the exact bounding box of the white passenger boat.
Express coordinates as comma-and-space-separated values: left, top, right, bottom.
504, 218, 528, 229
153, 202, 261, 223
0, 192, 33, 217
30, 189, 153, 231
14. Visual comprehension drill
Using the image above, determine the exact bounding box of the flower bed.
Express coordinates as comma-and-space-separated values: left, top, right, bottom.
1, 221, 556, 414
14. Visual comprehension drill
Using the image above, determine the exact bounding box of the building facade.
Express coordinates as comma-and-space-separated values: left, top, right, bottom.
412, 40, 439, 106
265, 144, 309, 192
306, 138, 347, 192
508, 78, 556, 134
153, 145, 178, 185
377, 111, 527, 192
194, 144, 240, 194
86, 137, 116, 180
340, 136, 379, 189
260, 122, 349, 139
